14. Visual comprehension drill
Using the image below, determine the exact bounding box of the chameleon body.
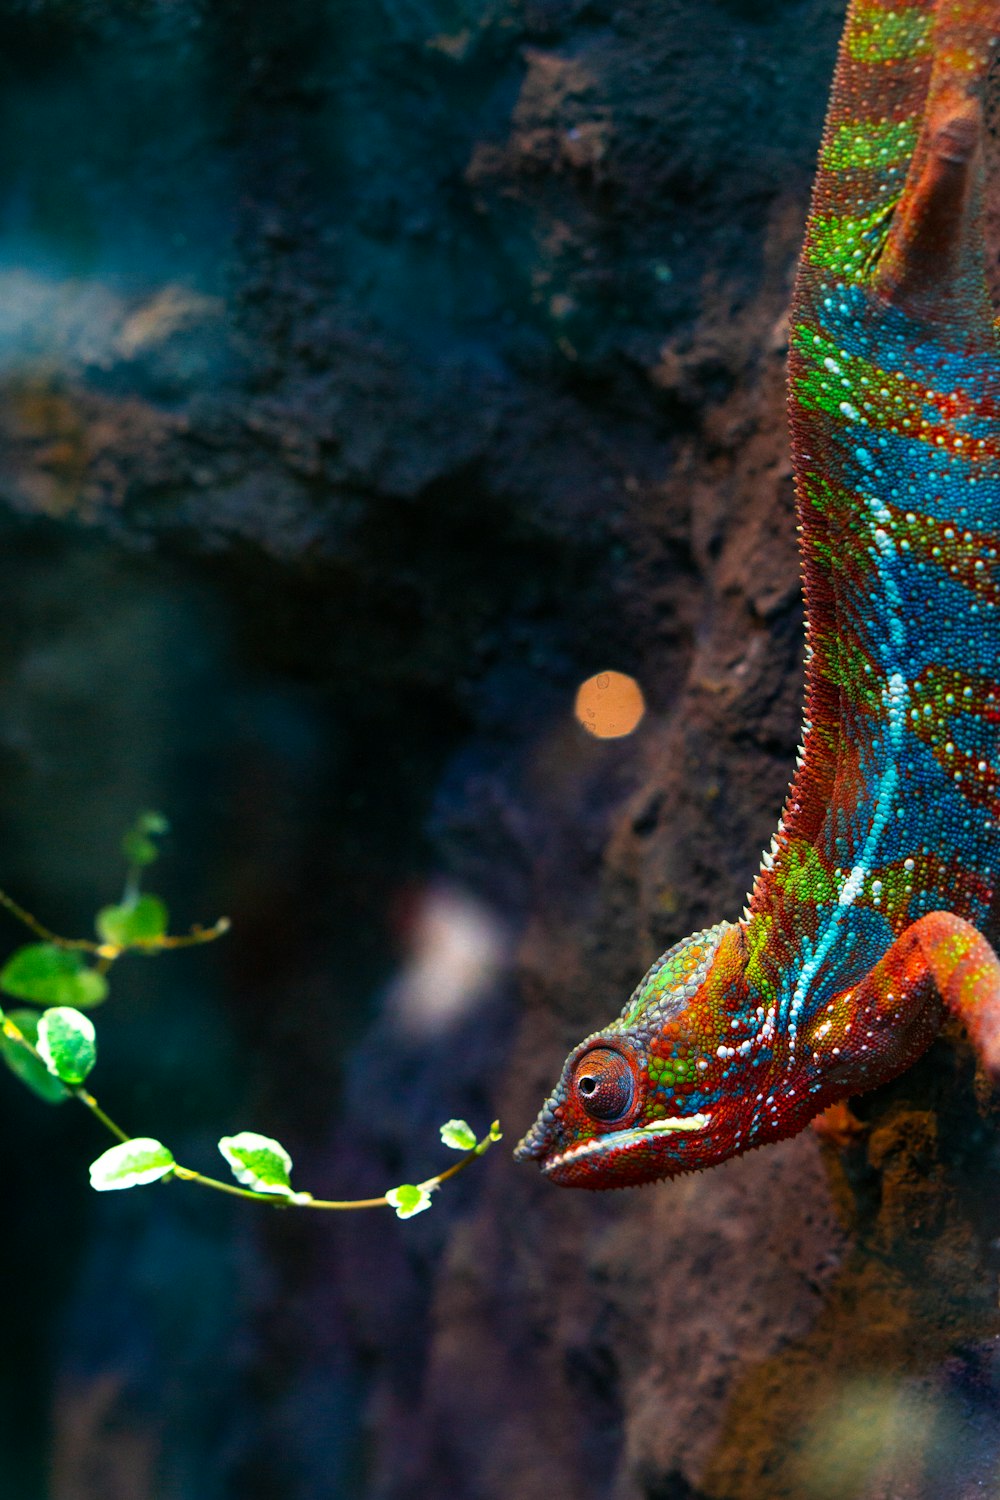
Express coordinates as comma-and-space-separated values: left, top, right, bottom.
516, 0, 1000, 1188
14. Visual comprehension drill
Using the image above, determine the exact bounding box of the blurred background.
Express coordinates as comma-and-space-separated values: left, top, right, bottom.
2, 2, 999, 1498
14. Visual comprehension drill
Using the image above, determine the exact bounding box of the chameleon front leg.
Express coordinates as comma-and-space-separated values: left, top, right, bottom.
807, 915, 1000, 1108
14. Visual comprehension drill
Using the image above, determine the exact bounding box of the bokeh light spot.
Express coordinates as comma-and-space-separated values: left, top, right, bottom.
574, 670, 646, 739
386, 884, 506, 1037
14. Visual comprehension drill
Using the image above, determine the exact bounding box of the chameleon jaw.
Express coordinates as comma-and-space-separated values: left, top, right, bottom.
541, 1112, 712, 1176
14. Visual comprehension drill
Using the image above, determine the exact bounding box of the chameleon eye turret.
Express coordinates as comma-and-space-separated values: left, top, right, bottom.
573, 1048, 635, 1122
518, 0, 1000, 1190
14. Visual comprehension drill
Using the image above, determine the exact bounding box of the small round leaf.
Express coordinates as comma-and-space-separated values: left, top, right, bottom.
96, 895, 169, 947
440, 1119, 477, 1153
218, 1132, 293, 1195
385, 1183, 434, 1219
89, 1138, 175, 1191
0, 1012, 68, 1103
0, 944, 108, 1008
37, 1007, 96, 1085
122, 833, 158, 867
122, 811, 169, 868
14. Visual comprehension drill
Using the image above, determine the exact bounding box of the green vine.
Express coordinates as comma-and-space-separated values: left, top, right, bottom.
0, 813, 500, 1218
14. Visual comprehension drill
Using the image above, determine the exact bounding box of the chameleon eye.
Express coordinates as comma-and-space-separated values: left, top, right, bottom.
573, 1047, 635, 1122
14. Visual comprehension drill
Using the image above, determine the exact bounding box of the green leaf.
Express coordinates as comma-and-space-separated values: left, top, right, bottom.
122, 833, 157, 867
37, 1006, 96, 1085
0, 1012, 68, 1103
488, 1119, 502, 1142
218, 1132, 293, 1196
122, 811, 169, 869
89, 1137, 175, 1191
385, 1183, 434, 1219
0, 944, 108, 1008
96, 895, 169, 947
440, 1118, 477, 1152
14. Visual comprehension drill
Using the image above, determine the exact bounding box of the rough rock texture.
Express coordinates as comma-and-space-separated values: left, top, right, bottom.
1, 1, 1000, 1497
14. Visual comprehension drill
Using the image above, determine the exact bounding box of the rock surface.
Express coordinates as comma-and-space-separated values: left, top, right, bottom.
1, 1, 999, 1497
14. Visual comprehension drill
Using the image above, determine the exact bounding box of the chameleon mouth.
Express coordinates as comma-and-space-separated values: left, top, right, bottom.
541, 1113, 711, 1174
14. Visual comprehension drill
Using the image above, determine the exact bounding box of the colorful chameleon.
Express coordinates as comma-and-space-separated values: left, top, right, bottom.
515, 0, 1000, 1188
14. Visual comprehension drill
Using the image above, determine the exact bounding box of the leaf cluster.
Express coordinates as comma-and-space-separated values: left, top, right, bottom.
0, 813, 502, 1218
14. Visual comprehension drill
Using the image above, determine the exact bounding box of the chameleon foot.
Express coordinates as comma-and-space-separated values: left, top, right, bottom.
809, 913, 1000, 1101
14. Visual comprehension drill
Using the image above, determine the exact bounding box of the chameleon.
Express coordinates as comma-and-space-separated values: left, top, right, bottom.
515, 0, 1000, 1188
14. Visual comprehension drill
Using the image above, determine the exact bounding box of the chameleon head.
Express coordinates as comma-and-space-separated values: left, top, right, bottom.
514, 922, 754, 1187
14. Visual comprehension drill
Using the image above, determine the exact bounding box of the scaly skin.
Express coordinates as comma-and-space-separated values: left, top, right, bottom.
516, 0, 1000, 1189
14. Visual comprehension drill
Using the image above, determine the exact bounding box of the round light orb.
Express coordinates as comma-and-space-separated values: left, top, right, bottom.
574, 670, 646, 739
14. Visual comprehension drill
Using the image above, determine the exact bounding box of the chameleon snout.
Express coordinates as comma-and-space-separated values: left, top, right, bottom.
515, 1116, 554, 1158
513, 1101, 560, 1163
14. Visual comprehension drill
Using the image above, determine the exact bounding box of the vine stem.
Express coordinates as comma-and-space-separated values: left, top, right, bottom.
170, 1145, 485, 1210
0, 890, 97, 950
0, 885, 230, 956
4, 1017, 497, 1212
74, 1087, 130, 1144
